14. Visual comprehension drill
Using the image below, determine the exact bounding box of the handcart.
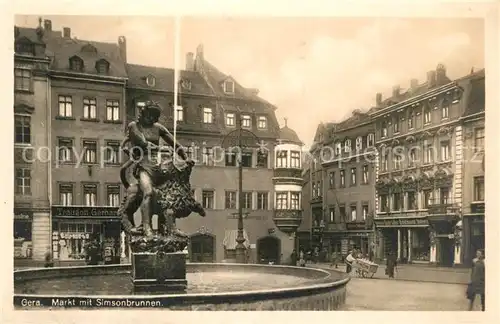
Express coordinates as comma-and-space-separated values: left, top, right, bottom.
351, 259, 378, 278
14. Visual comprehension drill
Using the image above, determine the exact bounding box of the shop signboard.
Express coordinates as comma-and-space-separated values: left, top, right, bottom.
52, 206, 119, 218
346, 222, 366, 231
374, 217, 429, 227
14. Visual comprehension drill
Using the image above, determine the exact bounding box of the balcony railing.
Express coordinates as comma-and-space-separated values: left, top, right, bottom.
427, 203, 460, 215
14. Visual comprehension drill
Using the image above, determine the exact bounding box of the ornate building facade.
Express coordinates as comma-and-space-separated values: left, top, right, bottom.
371, 65, 483, 266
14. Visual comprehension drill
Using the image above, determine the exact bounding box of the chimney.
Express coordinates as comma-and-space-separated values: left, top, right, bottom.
196, 44, 204, 61
63, 27, 71, 38
427, 70, 436, 88
410, 78, 418, 89
44, 19, 52, 32
436, 63, 447, 85
376, 93, 382, 106
195, 44, 204, 71
392, 85, 400, 98
118, 36, 127, 63
185, 52, 194, 71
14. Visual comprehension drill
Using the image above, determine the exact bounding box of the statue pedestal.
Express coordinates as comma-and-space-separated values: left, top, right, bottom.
131, 251, 187, 293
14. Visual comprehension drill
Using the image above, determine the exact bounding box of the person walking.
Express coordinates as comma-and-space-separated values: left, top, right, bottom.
299, 250, 306, 267
385, 252, 397, 278
467, 249, 485, 311
290, 249, 297, 266
44, 246, 53, 268
345, 250, 355, 273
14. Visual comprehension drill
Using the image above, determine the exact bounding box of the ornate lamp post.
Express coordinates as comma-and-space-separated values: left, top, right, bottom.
221, 111, 261, 264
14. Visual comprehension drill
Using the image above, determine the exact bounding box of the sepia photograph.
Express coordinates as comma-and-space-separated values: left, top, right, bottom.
9, 9, 490, 313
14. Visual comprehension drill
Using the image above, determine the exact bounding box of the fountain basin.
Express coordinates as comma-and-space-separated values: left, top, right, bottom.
14, 263, 350, 310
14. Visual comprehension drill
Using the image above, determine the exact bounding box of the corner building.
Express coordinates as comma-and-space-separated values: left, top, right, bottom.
371, 65, 482, 266
126, 45, 302, 264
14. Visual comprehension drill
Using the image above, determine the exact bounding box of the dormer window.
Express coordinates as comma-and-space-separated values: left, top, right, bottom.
241, 115, 251, 128
257, 116, 267, 129
181, 79, 192, 90
15, 39, 35, 56
223, 80, 235, 93
95, 59, 110, 74
146, 74, 156, 87
69, 56, 84, 72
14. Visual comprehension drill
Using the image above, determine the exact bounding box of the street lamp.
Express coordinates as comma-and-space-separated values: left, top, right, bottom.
221, 111, 261, 264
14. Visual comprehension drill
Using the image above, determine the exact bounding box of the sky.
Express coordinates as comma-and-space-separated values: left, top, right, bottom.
15, 15, 485, 147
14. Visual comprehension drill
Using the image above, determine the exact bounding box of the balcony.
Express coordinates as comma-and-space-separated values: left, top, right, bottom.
427, 203, 460, 216
273, 168, 302, 180
272, 209, 302, 234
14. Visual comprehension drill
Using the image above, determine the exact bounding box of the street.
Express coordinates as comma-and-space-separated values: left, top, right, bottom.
342, 277, 481, 311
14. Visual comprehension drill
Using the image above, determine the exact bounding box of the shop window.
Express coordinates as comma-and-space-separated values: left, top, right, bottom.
411, 229, 430, 261
57, 222, 102, 261
14, 218, 32, 259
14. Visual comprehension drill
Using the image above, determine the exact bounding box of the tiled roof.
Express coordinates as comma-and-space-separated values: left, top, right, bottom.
44, 33, 127, 78
126, 64, 214, 96
279, 125, 303, 145
335, 109, 371, 132
462, 69, 485, 117
15, 26, 45, 45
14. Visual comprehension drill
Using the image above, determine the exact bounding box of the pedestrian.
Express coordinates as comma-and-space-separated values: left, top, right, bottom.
345, 250, 355, 273
466, 249, 485, 311
290, 249, 297, 266
330, 251, 338, 268
369, 249, 374, 262
385, 252, 397, 278
299, 250, 306, 267
44, 246, 53, 268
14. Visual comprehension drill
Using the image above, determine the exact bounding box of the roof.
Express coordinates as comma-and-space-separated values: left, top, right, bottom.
335, 109, 371, 132
15, 26, 45, 45
44, 33, 127, 78
462, 69, 485, 117
126, 64, 214, 96
279, 125, 303, 145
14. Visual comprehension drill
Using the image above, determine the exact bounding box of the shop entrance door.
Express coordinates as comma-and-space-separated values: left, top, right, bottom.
190, 233, 215, 263
438, 237, 455, 267
257, 236, 281, 264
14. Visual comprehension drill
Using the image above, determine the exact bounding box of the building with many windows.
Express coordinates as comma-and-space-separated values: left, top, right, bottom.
125, 45, 300, 264
14, 21, 52, 261
371, 65, 483, 266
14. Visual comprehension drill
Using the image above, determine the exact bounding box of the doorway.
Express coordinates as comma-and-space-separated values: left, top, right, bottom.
256, 236, 281, 264
438, 238, 455, 267
190, 233, 215, 263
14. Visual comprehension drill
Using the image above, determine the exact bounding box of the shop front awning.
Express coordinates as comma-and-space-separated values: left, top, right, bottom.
223, 229, 250, 250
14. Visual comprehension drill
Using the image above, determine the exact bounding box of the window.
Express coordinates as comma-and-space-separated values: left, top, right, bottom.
225, 113, 235, 126
474, 128, 485, 152
381, 121, 388, 138
380, 194, 388, 213
105, 141, 120, 164
356, 136, 363, 151
334, 142, 341, 155
257, 192, 268, 210
225, 151, 237, 167
104, 100, 120, 121
339, 170, 345, 187
14, 68, 31, 91
339, 205, 346, 222
96, 60, 110, 74
83, 98, 97, 119
107, 185, 120, 207
381, 151, 389, 171
440, 141, 450, 161
350, 205, 357, 222
15, 168, 31, 195
202, 147, 214, 166
58, 96, 73, 117
290, 151, 301, 168
241, 115, 251, 128
409, 148, 417, 167
362, 204, 369, 220
329, 171, 335, 188
424, 144, 434, 164
329, 207, 335, 223
69, 57, 83, 71
14, 115, 31, 144
59, 183, 73, 206
83, 184, 97, 206
394, 154, 402, 170
423, 190, 433, 208
442, 103, 449, 119
393, 193, 401, 211
350, 168, 357, 186
290, 192, 300, 210
393, 116, 400, 133
424, 106, 431, 124
362, 165, 369, 184
407, 191, 417, 210
225, 191, 237, 209
276, 192, 288, 209
275, 151, 288, 168
256, 151, 268, 168
241, 152, 253, 167
175, 106, 184, 122
83, 140, 97, 164
408, 110, 414, 129
367, 133, 375, 147
344, 139, 351, 153
474, 176, 485, 201
58, 138, 74, 162
312, 183, 317, 198
257, 116, 267, 129
240, 192, 252, 209
15, 41, 34, 55
317, 181, 322, 197
440, 187, 450, 205
224, 80, 234, 93
202, 190, 214, 209
203, 108, 213, 124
